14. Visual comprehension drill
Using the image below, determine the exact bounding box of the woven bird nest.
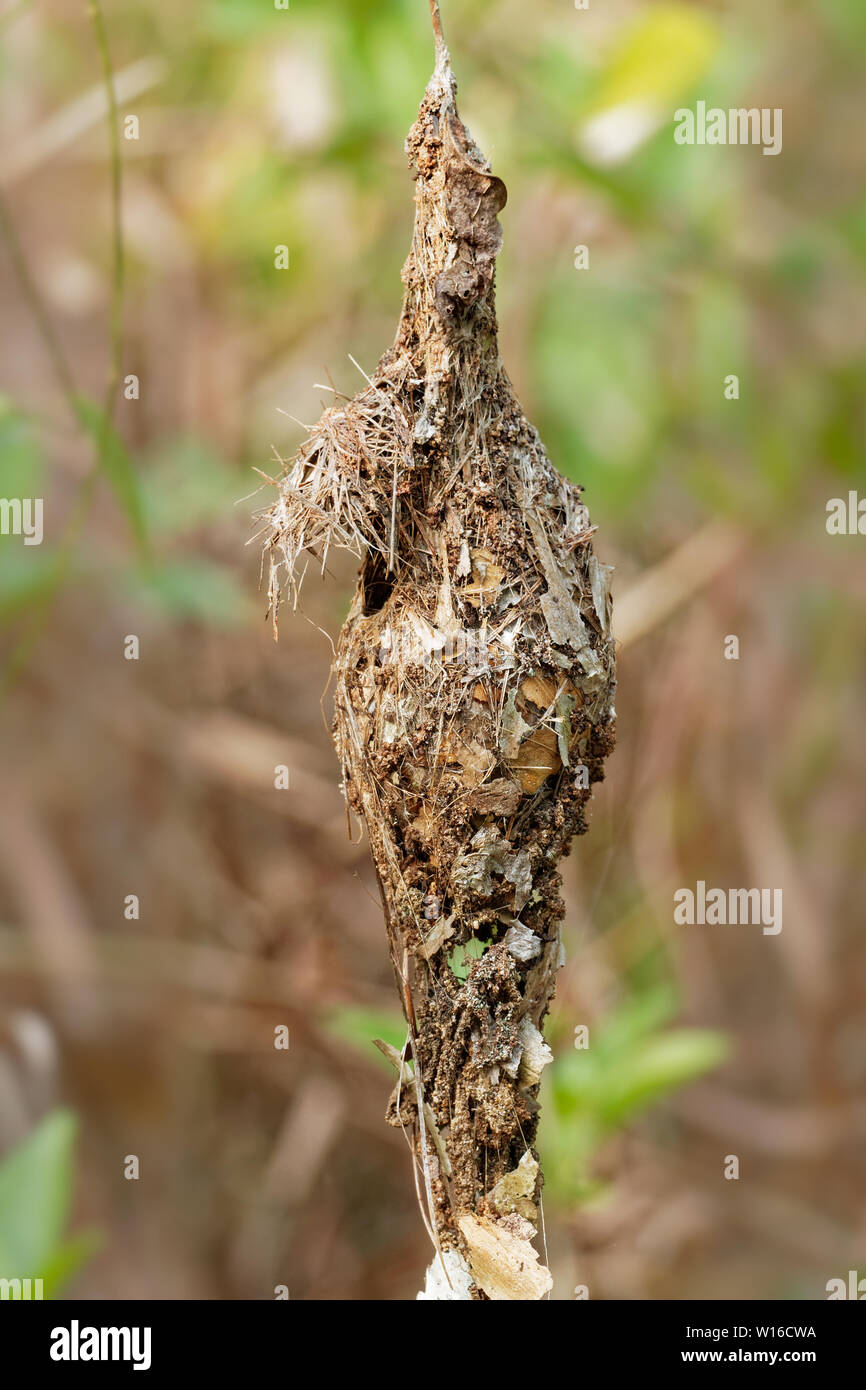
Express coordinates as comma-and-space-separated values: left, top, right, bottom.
262, 7, 616, 1300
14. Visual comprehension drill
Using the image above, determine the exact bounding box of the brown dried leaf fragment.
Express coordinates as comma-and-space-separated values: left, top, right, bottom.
462, 548, 506, 608
457, 1212, 552, 1301
513, 725, 561, 795
469, 778, 522, 817
415, 912, 456, 961
488, 1148, 539, 1221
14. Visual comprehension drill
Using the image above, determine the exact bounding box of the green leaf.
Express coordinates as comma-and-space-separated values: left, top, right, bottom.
448, 936, 488, 982
591, 982, 679, 1053
0, 1110, 76, 1278
39, 1230, 102, 1300
0, 548, 58, 618
599, 1028, 730, 1126
538, 991, 729, 1203
323, 1005, 406, 1065
548, 1014, 728, 1129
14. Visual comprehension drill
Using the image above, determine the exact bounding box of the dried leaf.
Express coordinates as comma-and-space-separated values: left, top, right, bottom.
457, 1212, 552, 1301
469, 777, 521, 816
417, 1248, 474, 1301
488, 1149, 539, 1220
503, 923, 541, 963
520, 673, 558, 709
451, 826, 511, 896
499, 691, 532, 761
555, 686, 576, 768
527, 514, 592, 652
588, 554, 614, 634
504, 848, 533, 911
462, 547, 505, 608
516, 1017, 553, 1087
416, 912, 456, 960
513, 725, 560, 794
436, 731, 495, 787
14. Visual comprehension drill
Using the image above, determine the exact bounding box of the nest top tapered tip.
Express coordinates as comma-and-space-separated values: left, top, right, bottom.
426, 0, 455, 103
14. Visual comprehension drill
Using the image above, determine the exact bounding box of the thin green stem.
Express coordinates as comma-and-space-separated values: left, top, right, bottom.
0, 0, 128, 703
88, 0, 125, 426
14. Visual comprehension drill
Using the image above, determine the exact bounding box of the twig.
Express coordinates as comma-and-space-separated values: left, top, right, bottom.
613, 520, 744, 650
429, 0, 445, 53
88, 0, 125, 429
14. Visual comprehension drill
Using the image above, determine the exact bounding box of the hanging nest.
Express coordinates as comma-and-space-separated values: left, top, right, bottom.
261, 7, 616, 1300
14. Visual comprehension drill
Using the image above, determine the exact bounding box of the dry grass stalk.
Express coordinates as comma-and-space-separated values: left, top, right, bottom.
262, 4, 616, 1299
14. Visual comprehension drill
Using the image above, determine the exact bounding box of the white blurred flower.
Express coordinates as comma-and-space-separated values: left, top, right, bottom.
579, 100, 662, 166
268, 44, 335, 153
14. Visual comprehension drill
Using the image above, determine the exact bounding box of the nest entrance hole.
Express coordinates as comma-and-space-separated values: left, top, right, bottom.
362, 553, 396, 615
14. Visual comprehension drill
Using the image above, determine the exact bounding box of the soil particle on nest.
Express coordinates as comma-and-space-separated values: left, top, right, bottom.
263, 12, 616, 1299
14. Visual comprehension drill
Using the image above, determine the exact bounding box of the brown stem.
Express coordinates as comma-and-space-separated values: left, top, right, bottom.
429, 0, 445, 54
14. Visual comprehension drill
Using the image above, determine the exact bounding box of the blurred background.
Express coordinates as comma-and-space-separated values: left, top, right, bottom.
0, 0, 864, 1300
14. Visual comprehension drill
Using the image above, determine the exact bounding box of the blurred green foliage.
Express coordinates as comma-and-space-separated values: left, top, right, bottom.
539, 985, 728, 1203
0, 1110, 99, 1297
324, 1005, 407, 1066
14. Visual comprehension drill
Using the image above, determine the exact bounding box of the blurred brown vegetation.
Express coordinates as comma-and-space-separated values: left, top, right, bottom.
0, 0, 864, 1298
